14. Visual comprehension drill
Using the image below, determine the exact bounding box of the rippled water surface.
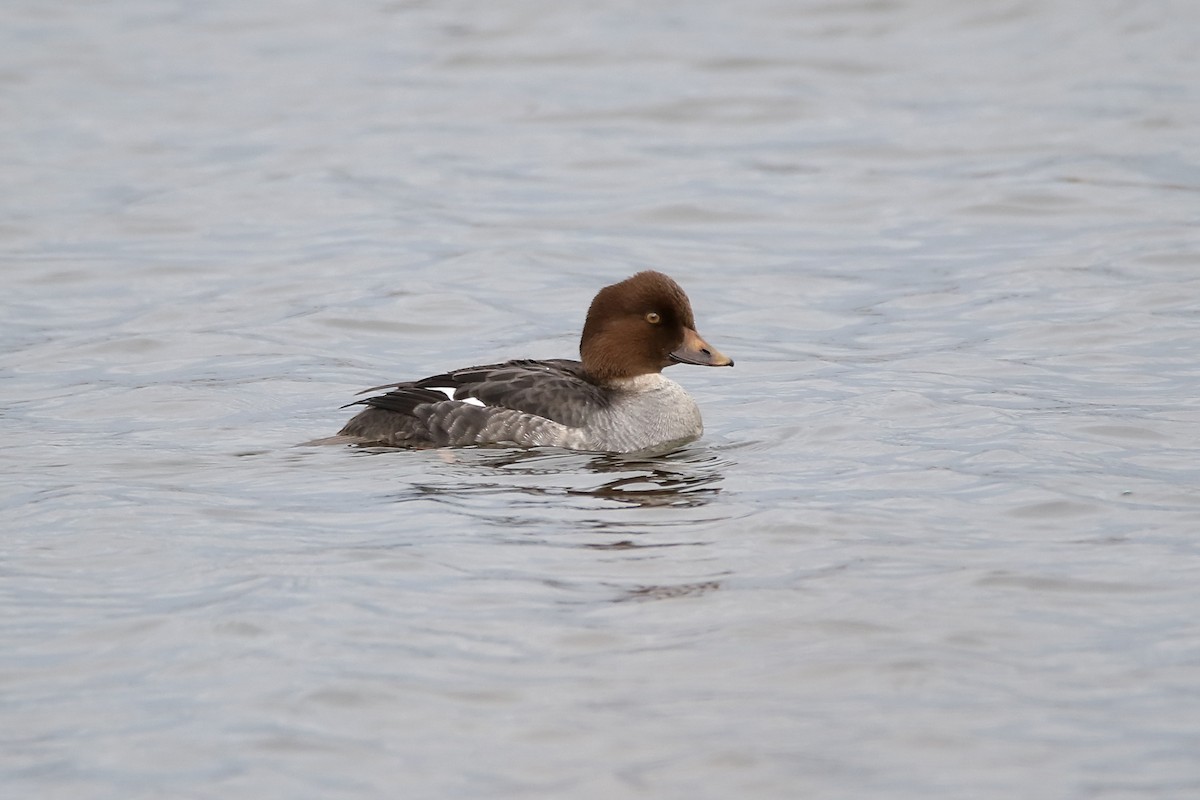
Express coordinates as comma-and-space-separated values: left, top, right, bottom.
3, 1, 1199, 798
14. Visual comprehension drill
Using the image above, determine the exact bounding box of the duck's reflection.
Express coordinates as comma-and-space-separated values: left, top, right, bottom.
366, 444, 735, 601
570, 455, 723, 509
374, 444, 733, 535
429, 445, 728, 509
614, 580, 722, 601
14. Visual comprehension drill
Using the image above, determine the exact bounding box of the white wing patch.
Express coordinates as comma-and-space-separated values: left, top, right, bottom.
427, 386, 486, 408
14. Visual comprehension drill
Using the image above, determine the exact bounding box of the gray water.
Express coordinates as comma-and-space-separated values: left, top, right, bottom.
3, 1, 1199, 798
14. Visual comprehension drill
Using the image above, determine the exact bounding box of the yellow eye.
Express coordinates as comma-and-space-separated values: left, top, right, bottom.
645, 312, 661, 324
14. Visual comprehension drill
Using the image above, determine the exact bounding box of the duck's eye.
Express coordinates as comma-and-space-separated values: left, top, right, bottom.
645, 312, 661, 324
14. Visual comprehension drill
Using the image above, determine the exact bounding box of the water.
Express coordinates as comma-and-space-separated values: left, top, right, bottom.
3, 1, 1199, 798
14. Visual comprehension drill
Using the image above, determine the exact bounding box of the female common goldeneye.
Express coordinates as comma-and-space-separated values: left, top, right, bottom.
330, 271, 733, 453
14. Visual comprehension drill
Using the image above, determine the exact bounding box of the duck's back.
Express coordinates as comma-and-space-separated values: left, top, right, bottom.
337, 359, 612, 448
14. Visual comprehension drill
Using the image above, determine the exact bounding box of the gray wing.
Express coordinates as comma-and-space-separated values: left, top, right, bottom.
336, 359, 611, 446
429, 359, 613, 427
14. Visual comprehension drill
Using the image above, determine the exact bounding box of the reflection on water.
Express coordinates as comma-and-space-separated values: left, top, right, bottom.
340, 445, 738, 605
379, 445, 731, 515
570, 449, 729, 509
614, 580, 723, 602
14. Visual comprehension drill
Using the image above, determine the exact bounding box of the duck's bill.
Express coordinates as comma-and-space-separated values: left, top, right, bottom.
670, 328, 734, 367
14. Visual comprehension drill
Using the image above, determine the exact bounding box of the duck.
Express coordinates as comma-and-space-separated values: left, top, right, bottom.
328, 270, 733, 454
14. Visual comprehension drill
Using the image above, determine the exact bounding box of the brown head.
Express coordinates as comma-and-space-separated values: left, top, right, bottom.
579, 270, 733, 384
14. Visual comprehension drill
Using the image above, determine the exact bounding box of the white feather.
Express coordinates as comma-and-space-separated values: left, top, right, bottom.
427, 386, 486, 407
